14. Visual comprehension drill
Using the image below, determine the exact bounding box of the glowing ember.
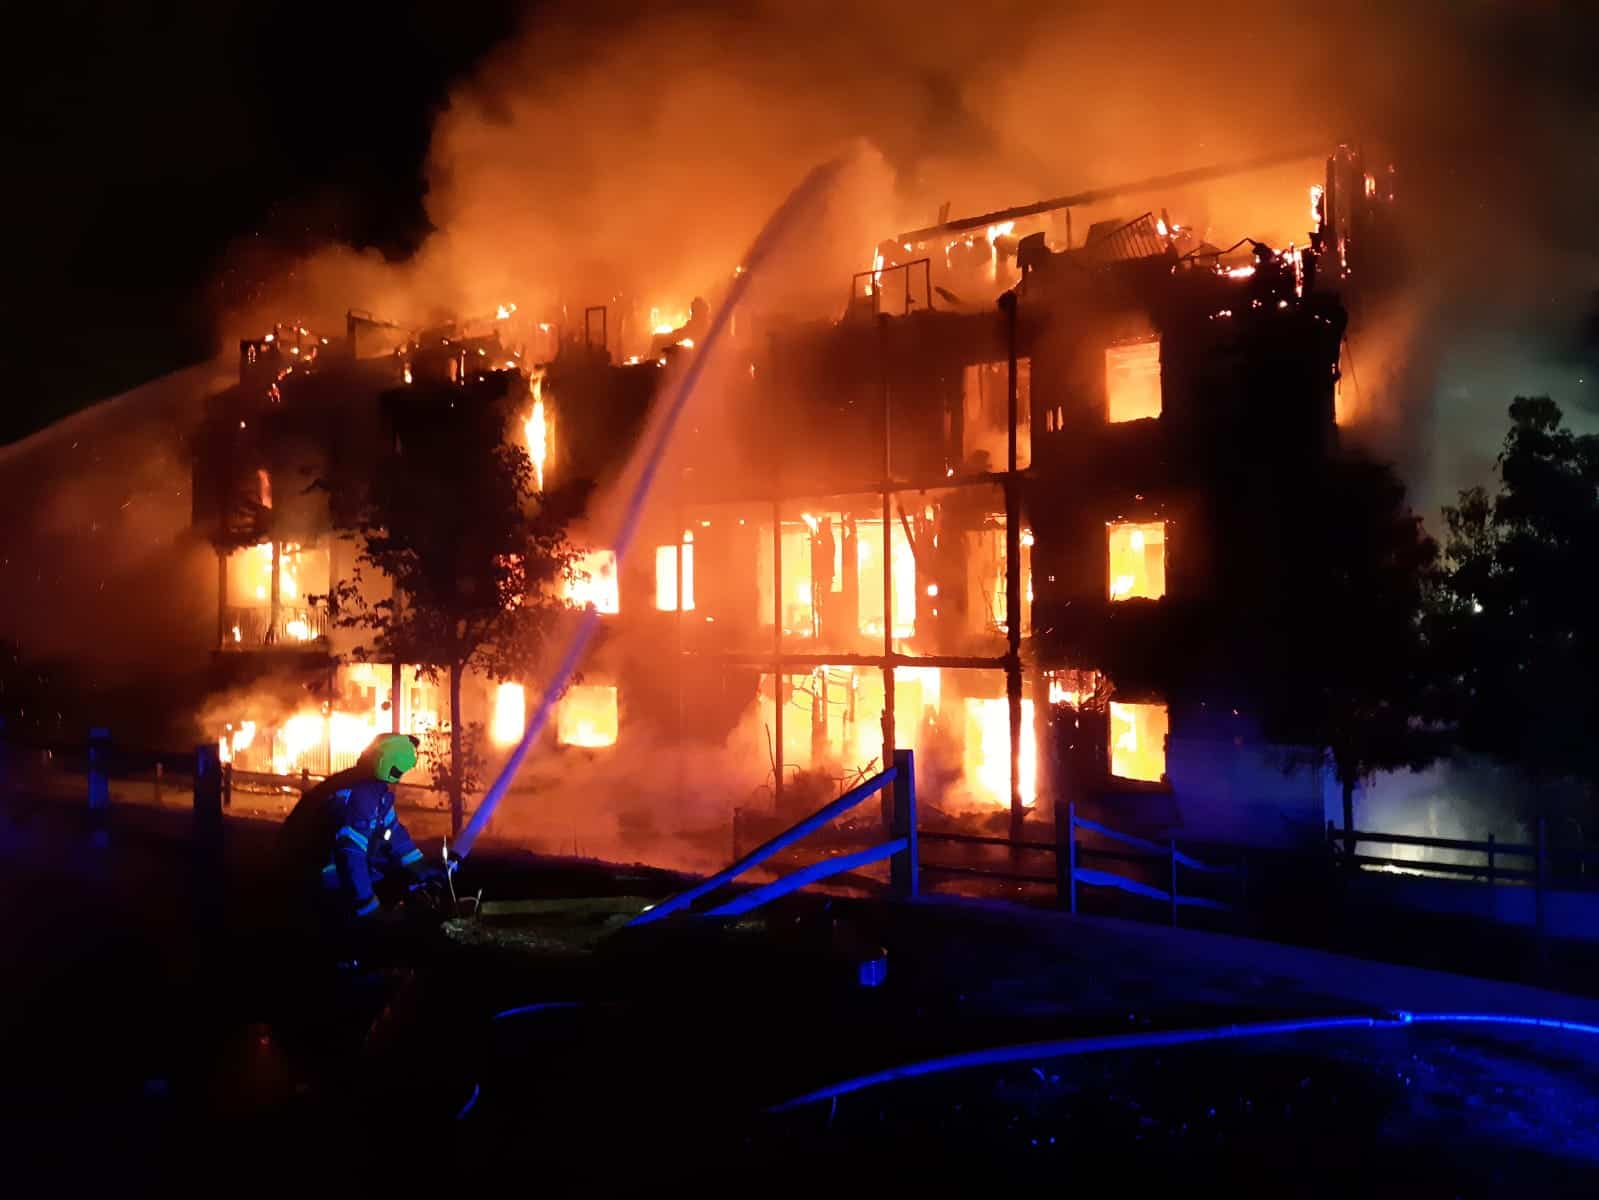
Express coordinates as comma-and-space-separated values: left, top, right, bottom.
1107, 522, 1166, 600
557, 684, 618, 748
496, 303, 517, 320
1110, 701, 1168, 782
490, 682, 526, 747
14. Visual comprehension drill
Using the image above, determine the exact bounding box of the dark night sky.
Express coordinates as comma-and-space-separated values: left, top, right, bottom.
7, 1, 1598, 450
4, 1, 528, 445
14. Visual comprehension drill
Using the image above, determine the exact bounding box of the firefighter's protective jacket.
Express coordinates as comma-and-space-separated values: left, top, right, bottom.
280, 767, 425, 916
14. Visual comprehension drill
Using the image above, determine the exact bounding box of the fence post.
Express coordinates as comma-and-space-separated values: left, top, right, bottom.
88, 727, 111, 847
1053, 796, 1071, 910
890, 749, 918, 900
1169, 838, 1179, 927
194, 744, 224, 938
1068, 802, 1078, 915
1486, 833, 1495, 884
1536, 815, 1548, 967
223, 762, 233, 809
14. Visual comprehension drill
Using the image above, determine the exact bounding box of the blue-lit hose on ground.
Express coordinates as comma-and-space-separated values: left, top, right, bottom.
766, 1010, 1599, 1113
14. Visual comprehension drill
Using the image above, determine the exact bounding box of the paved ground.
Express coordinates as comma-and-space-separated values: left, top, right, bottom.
6, 786, 1599, 1190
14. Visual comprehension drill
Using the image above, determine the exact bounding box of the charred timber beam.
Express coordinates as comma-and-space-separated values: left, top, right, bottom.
682, 652, 1008, 670
683, 468, 1020, 511
897, 148, 1318, 244
1002, 292, 1024, 843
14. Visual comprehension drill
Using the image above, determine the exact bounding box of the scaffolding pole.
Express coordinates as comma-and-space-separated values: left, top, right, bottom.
880, 316, 896, 830
1002, 291, 1024, 842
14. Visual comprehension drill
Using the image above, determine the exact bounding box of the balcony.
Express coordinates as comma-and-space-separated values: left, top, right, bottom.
221, 604, 330, 650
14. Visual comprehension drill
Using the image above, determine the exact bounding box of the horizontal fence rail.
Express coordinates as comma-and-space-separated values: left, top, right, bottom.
919, 803, 1244, 927
628, 751, 918, 927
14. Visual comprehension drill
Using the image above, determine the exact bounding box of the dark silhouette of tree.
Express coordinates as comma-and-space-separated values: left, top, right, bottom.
323, 373, 583, 833
1252, 450, 1444, 847
1436, 396, 1599, 827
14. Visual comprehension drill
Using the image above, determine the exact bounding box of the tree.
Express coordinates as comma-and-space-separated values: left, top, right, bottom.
1436, 396, 1599, 825
323, 373, 582, 833
1251, 450, 1445, 846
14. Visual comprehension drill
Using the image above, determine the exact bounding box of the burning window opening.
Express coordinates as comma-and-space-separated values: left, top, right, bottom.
961, 359, 1031, 471
1110, 701, 1169, 783
963, 697, 1036, 809
654, 535, 695, 611
1047, 667, 1109, 708
565, 549, 619, 614
968, 517, 1033, 637
855, 517, 916, 639
222, 540, 330, 646
1105, 339, 1162, 422
761, 665, 944, 781
524, 368, 550, 492
215, 662, 440, 780
1107, 521, 1166, 601
491, 681, 526, 748
557, 684, 618, 748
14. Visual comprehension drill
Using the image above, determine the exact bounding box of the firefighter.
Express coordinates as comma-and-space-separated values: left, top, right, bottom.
277, 732, 445, 922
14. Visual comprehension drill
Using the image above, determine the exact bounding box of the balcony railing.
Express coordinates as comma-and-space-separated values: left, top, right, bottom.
220, 604, 330, 650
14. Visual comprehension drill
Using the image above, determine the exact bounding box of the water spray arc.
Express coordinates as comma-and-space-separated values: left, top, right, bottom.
453, 158, 855, 859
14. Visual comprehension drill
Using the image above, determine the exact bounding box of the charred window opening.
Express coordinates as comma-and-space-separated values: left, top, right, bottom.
1105, 339, 1162, 422
962, 358, 1031, 469
1110, 701, 1168, 783
557, 683, 618, 748
1107, 521, 1166, 601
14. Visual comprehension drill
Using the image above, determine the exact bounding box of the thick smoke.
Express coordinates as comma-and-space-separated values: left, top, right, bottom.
222, 1, 1599, 519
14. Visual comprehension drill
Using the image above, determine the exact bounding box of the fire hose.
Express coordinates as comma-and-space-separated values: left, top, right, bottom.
450, 1006, 1599, 1122
764, 1009, 1599, 1113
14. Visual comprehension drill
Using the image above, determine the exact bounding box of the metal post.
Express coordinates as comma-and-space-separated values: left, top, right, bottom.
1487, 832, 1496, 884
223, 762, 233, 809
216, 549, 228, 648
880, 318, 896, 798
771, 498, 784, 811
390, 660, 402, 734
879, 317, 897, 831
1536, 815, 1548, 965
153, 760, 163, 808
1068, 801, 1078, 914
268, 539, 282, 644
1000, 291, 1023, 843
88, 727, 110, 846
1169, 838, 1179, 927
194, 744, 224, 937
891, 749, 919, 900
1053, 789, 1071, 910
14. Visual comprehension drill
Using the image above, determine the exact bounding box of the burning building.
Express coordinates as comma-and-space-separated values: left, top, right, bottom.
189, 144, 1397, 850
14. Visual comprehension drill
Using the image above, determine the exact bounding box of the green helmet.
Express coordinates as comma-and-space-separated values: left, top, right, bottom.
369, 733, 420, 783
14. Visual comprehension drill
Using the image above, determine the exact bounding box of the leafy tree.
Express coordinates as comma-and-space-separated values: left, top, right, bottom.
1252, 451, 1445, 845
323, 373, 582, 833
1436, 396, 1599, 825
